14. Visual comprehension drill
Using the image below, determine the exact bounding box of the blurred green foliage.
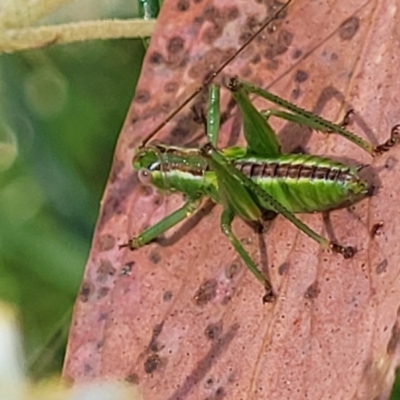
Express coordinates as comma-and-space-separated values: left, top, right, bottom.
0, 38, 145, 376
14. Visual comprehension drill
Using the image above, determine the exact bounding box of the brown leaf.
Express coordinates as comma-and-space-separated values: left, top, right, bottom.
63, 1, 400, 399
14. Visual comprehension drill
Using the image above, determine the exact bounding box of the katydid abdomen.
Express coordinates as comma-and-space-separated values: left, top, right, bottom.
236, 153, 368, 214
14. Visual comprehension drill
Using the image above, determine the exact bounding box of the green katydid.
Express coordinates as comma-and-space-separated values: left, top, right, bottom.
120, 2, 399, 302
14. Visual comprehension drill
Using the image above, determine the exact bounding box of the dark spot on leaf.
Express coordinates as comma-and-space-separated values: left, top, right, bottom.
295, 69, 308, 83
144, 353, 162, 374
79, 281, 93, 303
96, 340, 104, 349
205, 321, 223, 340
149, 250, 161, 264
167, 36, 185, 54
387, 322, 400, 355
97, 286, 110, 299
370, 222, 384, 238
193, 0, 203, 4
339, 17, 359, 40
203, 5, 220, 21
148, 322, 164, 352
84, 363, 93, 374
98, 234, 115, 251
125, 373, 140, 384
120, 261, 134, 276
385, 156, 397, 170
194, 279, 218, 305
331, 52, 338, 61
292, 49, 302, 59
225, 263, 240, 279
304, 282, 319, 299
149, 51, 164, 64
164, 80, 178, 94
278, 262, 288, 275
376, 259, 388, 274
215, 387, 225, 399
163, 290, 173, 301
291, 87, 301, 100
177, 0, 190, 12
251, 54, 261, 64
98, 312, 108, 322
135, 89, 151, 104
226, 6, 239, 21
97, 260, 116, 283
202, 24, 224, 44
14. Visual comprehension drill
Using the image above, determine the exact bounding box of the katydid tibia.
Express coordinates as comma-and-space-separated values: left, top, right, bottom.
120, 0, 400, 302
121, 76, 399, 302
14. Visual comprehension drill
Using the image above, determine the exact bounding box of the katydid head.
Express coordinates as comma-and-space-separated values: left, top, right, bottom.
132, 144, 170, 190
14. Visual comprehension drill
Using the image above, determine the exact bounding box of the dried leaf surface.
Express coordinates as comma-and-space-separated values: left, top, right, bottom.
64, 1, 400, 399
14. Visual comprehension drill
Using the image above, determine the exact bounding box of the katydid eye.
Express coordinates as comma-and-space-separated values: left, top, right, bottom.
138, 169, 152, 185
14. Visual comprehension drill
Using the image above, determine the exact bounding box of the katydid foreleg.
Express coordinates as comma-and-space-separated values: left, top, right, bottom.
121, 195, 202, 250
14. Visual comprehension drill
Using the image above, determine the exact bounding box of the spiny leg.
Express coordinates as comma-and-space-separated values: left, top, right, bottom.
221, 208, 275, 303
121, 195, 202, 250
228, 77, 400, 156
206, 84, 221, 147
201, 143, 355, 259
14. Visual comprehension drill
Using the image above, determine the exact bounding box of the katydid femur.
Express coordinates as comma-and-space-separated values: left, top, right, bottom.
121, 77, 399, 302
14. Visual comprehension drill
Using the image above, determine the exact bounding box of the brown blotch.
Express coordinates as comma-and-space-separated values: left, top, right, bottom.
144, 353, 162, 374
203, 5, 220, 21
167, 36, 185, 54
339, 17, 360, 41
205, 321, 223, 340
370, 222, 384, 238
135, 89, 151, 104
387, 322, 400, 355
164, 80, 178, 94
125, 373, 140, 384
109, 159, 124, 183
295, 69, 308, 83
202, 24, 224, 44
163, 290, 173, 301
99, 234, 115, 251
194, 279, 218, 306
177, 0, 190, 12
376, 259, 388, 274
97, 286, 110, 300
305, 282, 320, 299
264, 29, 293, 59
278, 263, 288, 275
385, 156, 397, 170
120, 261, 134, 276
97, 259, 116, 283
226, 6, 239, 21
215, 387, 225, 399
148, 322, 164, 352
149, 51, 164, 65
79, 281, 94, 303
291, 87, 301, 100
292, 49, 302, 59
225, 262, 240, 279
149, 250, 161, 264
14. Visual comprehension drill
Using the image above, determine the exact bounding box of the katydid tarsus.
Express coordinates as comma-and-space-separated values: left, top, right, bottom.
120, 1, 400, 302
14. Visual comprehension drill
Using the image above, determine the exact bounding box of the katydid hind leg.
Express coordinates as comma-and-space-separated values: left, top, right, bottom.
221, 208, 275, 303
121, 195, 202, 250
230, 77, 400, 156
